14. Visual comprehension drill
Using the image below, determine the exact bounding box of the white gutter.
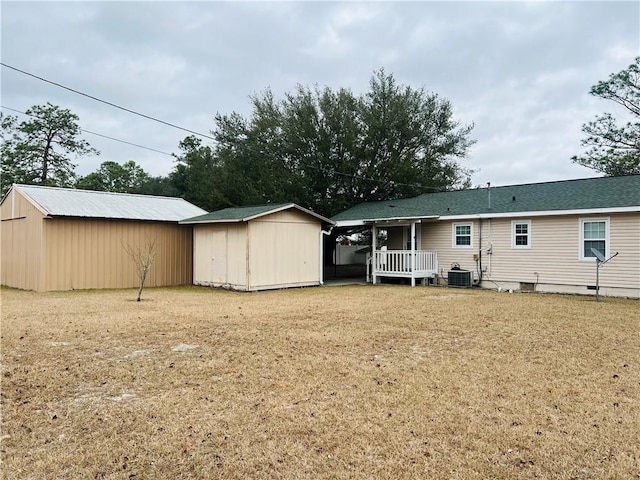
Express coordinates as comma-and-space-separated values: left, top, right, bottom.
334, 215, 438, 227
441, 206, 640, 221
335, 206, 639, 228
333, 219, 366, 227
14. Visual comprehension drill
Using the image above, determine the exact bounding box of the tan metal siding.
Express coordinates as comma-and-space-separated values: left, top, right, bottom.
41, 218, 193, 291
248, 210, 320, 290
0, 190, 45, 290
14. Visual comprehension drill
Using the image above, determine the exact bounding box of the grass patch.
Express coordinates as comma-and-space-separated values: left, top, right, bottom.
1, 285, 638, 479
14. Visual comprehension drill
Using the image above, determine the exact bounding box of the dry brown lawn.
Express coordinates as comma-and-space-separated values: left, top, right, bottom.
1, 285, 638, 479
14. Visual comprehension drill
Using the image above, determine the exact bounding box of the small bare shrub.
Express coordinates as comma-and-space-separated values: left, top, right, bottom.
122, 236, 157, 301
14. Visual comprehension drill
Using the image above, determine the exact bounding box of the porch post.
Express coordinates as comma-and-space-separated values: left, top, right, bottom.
371, 222, 377, 284
410, 221, 416, 287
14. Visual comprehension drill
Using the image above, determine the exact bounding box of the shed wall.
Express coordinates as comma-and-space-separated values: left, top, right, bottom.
247, 209, 321, 290
41, 218, 194, 291
1, 189, 45, 290
193, 223, 247, 288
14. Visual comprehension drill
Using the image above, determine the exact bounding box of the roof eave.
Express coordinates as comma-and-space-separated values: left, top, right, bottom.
11, 185, 51, 216
179, 218, 245, 225
181, 203, 336, 226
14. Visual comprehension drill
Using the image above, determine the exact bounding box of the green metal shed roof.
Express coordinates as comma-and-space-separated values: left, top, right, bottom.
332, 175, 640, 223
180, 203, 335, 225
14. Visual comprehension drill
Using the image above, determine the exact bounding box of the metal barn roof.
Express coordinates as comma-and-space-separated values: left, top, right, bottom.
12, 184, 207, 222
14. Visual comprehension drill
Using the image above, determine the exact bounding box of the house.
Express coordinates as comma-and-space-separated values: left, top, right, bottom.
1, 184, 206, 291
332, 175, 640, 298
180, 204, 335, 291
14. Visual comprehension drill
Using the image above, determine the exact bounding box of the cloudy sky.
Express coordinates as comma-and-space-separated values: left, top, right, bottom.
1, 1, 638, 187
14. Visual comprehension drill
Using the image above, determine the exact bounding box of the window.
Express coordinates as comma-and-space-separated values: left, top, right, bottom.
512, 220, 531, 249
580, 218, 609, 260
453, 223, 472, 248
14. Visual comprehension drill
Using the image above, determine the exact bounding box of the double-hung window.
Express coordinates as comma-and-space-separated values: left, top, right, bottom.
580, 218, 609, 260
453, 223, 472, 248
511, 220, 531, 249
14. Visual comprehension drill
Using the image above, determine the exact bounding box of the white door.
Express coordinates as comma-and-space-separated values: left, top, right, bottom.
194, 229, 227, 284
210, 230, 227, 283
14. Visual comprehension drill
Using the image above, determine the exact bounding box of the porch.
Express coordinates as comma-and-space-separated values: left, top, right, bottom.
367, 219, 438, 286
366, 249, 438, 286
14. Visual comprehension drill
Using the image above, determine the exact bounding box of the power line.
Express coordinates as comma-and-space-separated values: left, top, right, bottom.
81, 130, 173, 157
1, 62, 216, 141
1, 105, 174, 157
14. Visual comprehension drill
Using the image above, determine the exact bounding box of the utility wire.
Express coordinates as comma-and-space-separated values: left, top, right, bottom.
1, 105, 174, 157
1, 62, 216, 141
81, 130, 173, 157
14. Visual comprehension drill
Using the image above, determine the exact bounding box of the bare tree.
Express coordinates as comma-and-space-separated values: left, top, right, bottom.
122, 236, 157, 302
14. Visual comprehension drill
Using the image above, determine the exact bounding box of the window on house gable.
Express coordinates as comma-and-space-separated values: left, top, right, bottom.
453, 223, 472, 247
580, 218, 609, 260
512, 220, 531, 249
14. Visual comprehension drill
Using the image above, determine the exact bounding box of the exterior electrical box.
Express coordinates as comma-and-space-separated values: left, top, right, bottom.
448, 270, 472, 288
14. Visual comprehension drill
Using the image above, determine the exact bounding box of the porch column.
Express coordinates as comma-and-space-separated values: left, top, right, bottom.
410, 221, 416, 287
371, 222, 377, 284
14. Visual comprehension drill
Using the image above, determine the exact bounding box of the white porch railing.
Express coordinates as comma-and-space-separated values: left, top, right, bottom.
368, 250, 438, 279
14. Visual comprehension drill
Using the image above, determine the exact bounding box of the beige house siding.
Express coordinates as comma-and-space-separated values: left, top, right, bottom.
192, 209, 322, 291
479, 213, 639, 293
1, 189, 45, 290
421, 219, 480, 279
419, 213, 639, 296
41, 218, 193, 291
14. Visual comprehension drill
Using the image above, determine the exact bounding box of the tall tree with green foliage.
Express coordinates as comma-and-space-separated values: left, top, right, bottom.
76, 160, 150, 193
170, 136, 225, 211
572, 57, 640, 176
1, 103, 99, 196
175, 69, 474, 217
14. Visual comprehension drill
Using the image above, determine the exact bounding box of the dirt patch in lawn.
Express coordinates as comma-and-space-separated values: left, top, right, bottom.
1, 285, 638, 479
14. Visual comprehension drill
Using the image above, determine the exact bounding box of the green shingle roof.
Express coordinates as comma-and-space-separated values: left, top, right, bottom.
180, 203, 334, 225
332, 175, 640, 223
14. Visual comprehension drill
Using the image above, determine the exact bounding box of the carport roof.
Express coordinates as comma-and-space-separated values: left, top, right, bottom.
180, 203, 335, 225
9, 184, 207, 222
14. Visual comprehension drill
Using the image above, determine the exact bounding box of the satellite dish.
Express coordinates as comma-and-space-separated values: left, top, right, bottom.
590, 249, 619, 302
591, 247, 606, 262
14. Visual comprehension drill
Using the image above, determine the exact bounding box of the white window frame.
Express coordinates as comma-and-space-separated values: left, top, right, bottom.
511, 220, 532, 249
579, 217, 610, 261
452, 222, 473, 248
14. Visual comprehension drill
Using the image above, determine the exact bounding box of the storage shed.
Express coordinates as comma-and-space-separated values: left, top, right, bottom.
180, 204, 335, 291
1, 184, 206, 291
